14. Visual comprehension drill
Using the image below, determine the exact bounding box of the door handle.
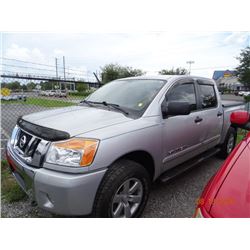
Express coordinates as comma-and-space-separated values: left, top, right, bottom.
217, 111, 223, 117
194, 116, 203, 123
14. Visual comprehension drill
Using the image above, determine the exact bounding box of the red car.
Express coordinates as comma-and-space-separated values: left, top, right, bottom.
195, 110, 250, 218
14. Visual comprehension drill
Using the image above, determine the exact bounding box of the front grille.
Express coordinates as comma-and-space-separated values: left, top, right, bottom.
16, 130, 32, 153
15, 129, 41, 158
10, 126, 50, 168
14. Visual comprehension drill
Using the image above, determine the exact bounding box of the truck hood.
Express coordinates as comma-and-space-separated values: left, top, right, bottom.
22, 105, 133, 137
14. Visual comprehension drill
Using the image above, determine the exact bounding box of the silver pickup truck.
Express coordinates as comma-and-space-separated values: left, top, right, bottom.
6, 75, 245, 218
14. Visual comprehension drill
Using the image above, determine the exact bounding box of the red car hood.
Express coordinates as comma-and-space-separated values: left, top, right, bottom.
209, 134, 250, 217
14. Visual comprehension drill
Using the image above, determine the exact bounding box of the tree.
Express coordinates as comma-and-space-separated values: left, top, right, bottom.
158, 67, 188, 75
236, 47, 250, 86
26, 81, 36, 91
40, 81, 53, 90
76, 83, 88, 93
7, 81, 21, 91
101, 63, 144, 83
21, 84, 28, 91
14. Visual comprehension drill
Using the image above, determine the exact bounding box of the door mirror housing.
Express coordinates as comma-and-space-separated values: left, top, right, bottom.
162, 101, 191, 118
230, 111, 250, 130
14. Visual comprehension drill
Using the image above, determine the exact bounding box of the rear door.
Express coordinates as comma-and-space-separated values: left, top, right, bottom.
196, 79, 223, 149
162, 78, 208, 170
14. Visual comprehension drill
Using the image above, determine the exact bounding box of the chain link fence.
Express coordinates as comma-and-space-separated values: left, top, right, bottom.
0, 75, 99, 158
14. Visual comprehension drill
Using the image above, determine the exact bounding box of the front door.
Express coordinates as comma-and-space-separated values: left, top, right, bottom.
162, 79, 207, 170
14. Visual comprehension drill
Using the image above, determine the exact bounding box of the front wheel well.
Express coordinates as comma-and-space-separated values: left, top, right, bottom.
116, 151, 155, 181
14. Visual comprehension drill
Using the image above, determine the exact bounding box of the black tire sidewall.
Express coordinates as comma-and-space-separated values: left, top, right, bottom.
93, 160, 151, 218
218, 127, 237, 159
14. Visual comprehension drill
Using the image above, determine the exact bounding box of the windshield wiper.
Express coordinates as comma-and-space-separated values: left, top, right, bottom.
80, 100, 95, 106
82, 100, 129, 116
102, 101, 129, 116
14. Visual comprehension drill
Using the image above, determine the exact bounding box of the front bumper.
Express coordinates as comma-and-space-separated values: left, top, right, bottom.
6, 143, 107, 216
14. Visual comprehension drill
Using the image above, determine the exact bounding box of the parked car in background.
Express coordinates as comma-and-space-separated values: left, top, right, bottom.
1, 94, 26, 101
6, 75, 245, 218
11, 95, 19, 100
238, 91, 245, 96
1, 95, 12, 101
38, 91, 46, 96
44, 91, 50, 96
238, 91, 250, 97
39, 90, 67, 97
55, 90, 67, 98
49, 90, 56, 96
195, 110, 250, 218
243, 91, 250, 97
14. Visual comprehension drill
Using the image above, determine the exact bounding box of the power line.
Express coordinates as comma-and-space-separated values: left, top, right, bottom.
0, 57, 58, 68
1, 63, 63, 73
0, 70, 85, 80
0, 63, 91, 78
0, 57, 88, 75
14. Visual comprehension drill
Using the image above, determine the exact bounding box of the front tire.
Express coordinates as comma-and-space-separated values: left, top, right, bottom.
92, 159, 151, 218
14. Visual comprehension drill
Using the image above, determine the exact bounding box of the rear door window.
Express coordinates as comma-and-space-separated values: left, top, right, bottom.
199, 84, 217, 109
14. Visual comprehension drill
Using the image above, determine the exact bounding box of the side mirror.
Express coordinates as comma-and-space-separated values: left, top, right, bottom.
162, 101, 191, 117
230, 111, 250, 130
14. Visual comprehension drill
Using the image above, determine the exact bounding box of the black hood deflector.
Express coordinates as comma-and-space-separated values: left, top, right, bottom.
17, 117, 70, 141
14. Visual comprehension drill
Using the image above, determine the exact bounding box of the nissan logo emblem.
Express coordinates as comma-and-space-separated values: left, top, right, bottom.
19, 135, 27, 148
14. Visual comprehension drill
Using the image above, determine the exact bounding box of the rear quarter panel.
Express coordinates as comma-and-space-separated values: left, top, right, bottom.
220, 103, 246, 144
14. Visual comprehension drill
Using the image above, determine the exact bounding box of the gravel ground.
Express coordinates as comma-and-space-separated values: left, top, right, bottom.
142, 156, 223, 217
1, 198, 53, 218
1, 156, 223, 218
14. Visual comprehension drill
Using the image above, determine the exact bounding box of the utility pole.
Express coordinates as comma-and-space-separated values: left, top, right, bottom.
186, 61, 195, 75
63, 56, 66, 91
63, 56, 66, 79
55, 57, 58, 90
55, 57, 58, 78
93, 71, 101, 87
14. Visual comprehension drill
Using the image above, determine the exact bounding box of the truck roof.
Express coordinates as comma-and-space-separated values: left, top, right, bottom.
118, 75, 213, 82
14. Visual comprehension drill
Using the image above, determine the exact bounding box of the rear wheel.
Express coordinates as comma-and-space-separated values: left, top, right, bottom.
218, 127, 237, 159
92, 159, 151, 218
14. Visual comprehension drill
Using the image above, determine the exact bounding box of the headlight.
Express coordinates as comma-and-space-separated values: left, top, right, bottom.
46, 138, 99, 167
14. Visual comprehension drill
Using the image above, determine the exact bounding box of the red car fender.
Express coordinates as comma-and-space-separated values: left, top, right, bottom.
197, 132, 250, 214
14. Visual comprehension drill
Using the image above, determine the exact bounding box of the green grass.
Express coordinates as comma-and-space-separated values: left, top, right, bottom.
1, 160, 27, 203
1, 97, 75, 107
236, 129, 247, 145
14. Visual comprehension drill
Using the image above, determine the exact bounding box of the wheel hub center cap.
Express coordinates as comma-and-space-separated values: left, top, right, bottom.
122, 195, 128, 203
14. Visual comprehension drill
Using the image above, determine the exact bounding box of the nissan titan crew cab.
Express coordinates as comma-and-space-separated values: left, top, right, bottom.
6, 75, 245, 217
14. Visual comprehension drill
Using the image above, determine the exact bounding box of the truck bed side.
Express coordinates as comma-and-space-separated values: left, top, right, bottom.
220, 101, 246, 144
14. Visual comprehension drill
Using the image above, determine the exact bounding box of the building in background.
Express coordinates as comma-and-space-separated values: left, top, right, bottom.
212, 70, 245, 92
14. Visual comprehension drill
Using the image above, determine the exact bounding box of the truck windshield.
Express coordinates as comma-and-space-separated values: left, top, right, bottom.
86, 79, 166, 114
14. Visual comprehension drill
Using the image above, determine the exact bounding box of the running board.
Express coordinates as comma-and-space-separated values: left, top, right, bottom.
159, 148, 221, 183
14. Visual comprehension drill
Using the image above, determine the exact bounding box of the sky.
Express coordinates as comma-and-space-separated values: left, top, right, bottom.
1, 32, 250, 80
